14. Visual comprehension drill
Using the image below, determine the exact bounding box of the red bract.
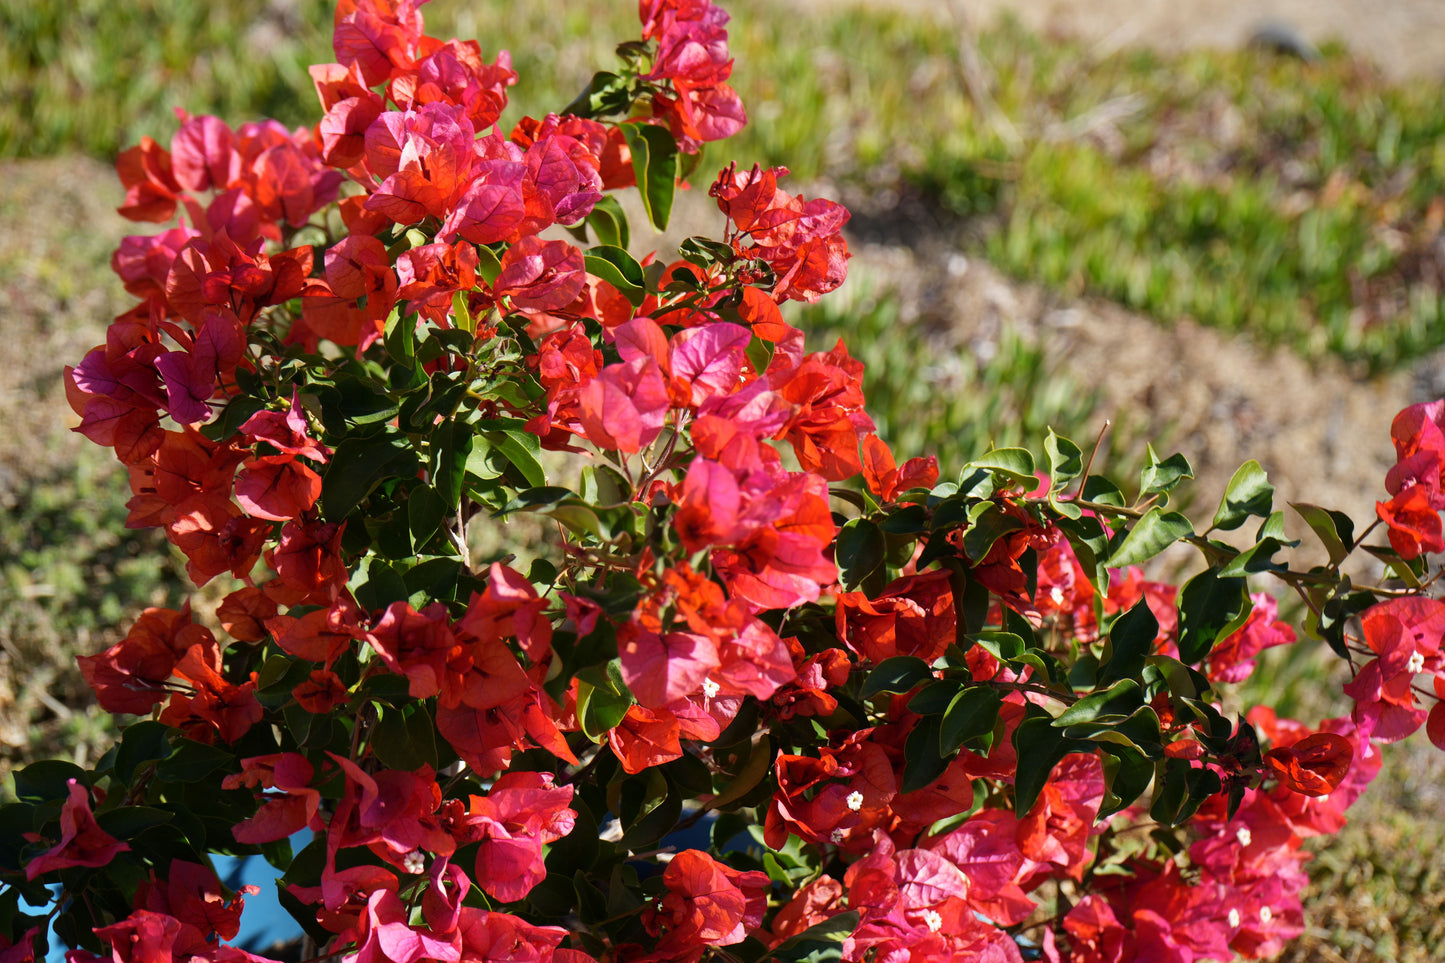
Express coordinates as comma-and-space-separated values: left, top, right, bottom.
48, 2, 1445, 960
24, 780, 130, 879
1263, 733, 1353, 797
460, 771, 576, 903
711, 162, 850, 301
646, 850, 769, 959
495, 236, 587, 313
78, 604, 219, 715
836, 569, 956, 665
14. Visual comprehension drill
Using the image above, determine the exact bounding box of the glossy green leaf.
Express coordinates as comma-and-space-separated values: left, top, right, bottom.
772, 911, 860, 963
321, 430, 418, 520
114, 720, 173, 783
1098, 599, 1156, 685
960, 501, 1026, 562
13, 760, 88, 803
1290, 501, 1355, 566
586, 195, 630, 250
836, 518, 886, 590
429, 418, 473, 508
907, 679, 961, 716
860, 656, 934, 698
622, 122, 678, 231
584, 245, 647, 306
1212, 459, 1274, 532
1176, 568, 1249, 665
1053, 678, 1143, 726
1013, 704, 1085, 815
939, 685, 1002, 755
1044, 429, 1083, 488
901, 716, 950, 792
1139, 445, 1194, 501
1107, 507, 1193, 567
966, 448, 1039, 491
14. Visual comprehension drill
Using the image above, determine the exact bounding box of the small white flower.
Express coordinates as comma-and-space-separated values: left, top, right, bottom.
921, 909, 943, 933
830, 828, 847, 844
1235, 826, 1252, 848
702, 677, 721, 698
1259, 906, 1273, 924
1050, 585, 1066, 605
846, 790, 865, 812
1408, 649, 1426, 674
402, 849, 426, 874
1228, 908, 1241, 928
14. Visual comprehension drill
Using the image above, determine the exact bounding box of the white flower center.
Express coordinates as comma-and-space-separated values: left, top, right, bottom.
1408, 649, 1426, 674
830, 828, 846, 844
1050, 585, 1065, 605
1235, 826, 1252, 847
402, 849, 426, 874
1228, 909, 1241, 928
922, 909, 943, 933
1260, 906, 1273, 924
702, 677, 721, 698
846, 790, 865, 812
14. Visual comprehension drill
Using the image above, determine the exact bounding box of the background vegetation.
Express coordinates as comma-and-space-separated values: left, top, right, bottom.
2, 0, 1443, 958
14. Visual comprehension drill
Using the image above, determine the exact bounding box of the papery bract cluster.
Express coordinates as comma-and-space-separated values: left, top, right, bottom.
11, 3, 1445, 963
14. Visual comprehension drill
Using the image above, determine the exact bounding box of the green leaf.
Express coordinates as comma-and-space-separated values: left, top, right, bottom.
1045, 429, 1083, 488
321, 430, 418, 520
1098, 599, 1156, 685
478, 422, 546, 488
114, 720, 173, 783
578, 676, 635, 741
473, 244, 503, 286
1139, 445, 1194, 501
1361, 543, 1426, 588
1107, 507, 1193, 567
678, 235, 736, 271
408, 485, 448, 553
860, 656, 934, 698
836, 518, 886, 590
1216, 537, 1287, 577
96, 806, 174, 840
622, 122, 678, 231
901, 716, 950, 792
1176, 568, 1250, 665
968, 631, 1025, 663
771, 911, 860, 963
12, 761, 88, 803
1013, 704, 1084, 815
707, 734, 774, 812
584, 245, 647, 306
939, 686, 1002, 755
382, 305, 414, 367
1212, 460, 1274, 532
1290, 501, 1355, 566
1096, 743, 1154, 817
429, 417, 474, 508
965, 448, 1039, 491
586, 195, 630, 250
1053, 679, 1143, 727
960, 501, 1026, 562
156, 740, 233, 783
561, 70, 632, 118
371, 704, 439, 771
907, 679, 960, 716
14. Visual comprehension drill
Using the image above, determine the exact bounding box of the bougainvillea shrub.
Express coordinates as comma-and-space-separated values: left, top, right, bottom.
7, 2, 1445, 962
